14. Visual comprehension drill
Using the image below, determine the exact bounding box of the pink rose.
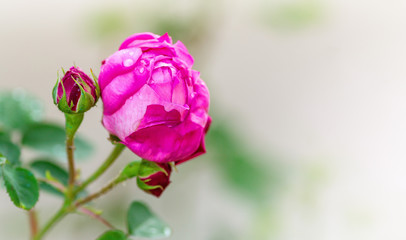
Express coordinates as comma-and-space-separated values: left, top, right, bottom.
99, 32, 211, 163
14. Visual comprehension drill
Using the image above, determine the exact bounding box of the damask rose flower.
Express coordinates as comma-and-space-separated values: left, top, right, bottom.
99, 32, 211, 163
52, 66, 99, 114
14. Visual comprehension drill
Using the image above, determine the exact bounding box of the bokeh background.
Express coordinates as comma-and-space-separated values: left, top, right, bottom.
1, 0, 406, 239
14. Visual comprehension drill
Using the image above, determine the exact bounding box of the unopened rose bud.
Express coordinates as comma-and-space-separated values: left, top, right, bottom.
137, 160, 172, 197
52, 66, 99, 114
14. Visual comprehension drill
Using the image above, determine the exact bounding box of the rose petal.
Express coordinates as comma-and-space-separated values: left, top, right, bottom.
99, 48, 142, 90
102, 66, 149, 115
138, 105, 181, 129
176, 116, 211, 165
119, 32, 160, 50
125, 124, 182, 162
103, 84, 189, 139
173, 41, 194, 67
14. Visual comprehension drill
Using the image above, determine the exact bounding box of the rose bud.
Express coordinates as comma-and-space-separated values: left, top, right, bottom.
53, 66, 99, 114
99, 32, 211, 163
137, 160, 172, 197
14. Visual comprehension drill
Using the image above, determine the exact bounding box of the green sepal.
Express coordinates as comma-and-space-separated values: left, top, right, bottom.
71, 77, 95, 113
90, 68, 101, 99
55, 81, 74, 114
138, 159, 168, 178
52, 74, 59, 105
115, 161, 141, 183
76, 90, 96, 113
136, 177, 162, 191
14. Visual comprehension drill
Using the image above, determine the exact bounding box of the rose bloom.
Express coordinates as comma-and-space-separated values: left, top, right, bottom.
99, 32, 211, 163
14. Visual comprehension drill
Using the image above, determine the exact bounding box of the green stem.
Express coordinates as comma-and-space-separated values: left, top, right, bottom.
66, 135, 75, 191
75, 178, 121, 207
64, 113, 84, 195
74, 144, 125, 195
33, 204, 69, 240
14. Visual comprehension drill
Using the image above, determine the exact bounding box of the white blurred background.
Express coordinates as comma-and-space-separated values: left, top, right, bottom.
1, 0, 406, 239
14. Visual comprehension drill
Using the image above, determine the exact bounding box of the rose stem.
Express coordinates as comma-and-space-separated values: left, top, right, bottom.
64, 113, 84, 198
33, 203, 69, 240
75, 179, 120, 207
74, 143, 125, 195
77, 207, 115, 229
66, 135, 75, 190
28, 209, 38, 239
33, 144, 125, 239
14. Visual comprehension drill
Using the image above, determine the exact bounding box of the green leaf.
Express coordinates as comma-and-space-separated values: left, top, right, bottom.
0, 90, 44, 131
116, 161, 141, 183
0, 153, 7, 165
127, 201, 171, 238
96, 230, 127, 240
37, 181, 64, 197
22, 123, 93, 160
30, 159, 69, 196
0, 139, 21, 166
30, 160, 69, 184
0, 131, 10, 141
1, 165, 39, 210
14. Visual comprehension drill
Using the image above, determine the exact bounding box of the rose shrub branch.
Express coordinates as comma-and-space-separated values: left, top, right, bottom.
27, 32, 211, 240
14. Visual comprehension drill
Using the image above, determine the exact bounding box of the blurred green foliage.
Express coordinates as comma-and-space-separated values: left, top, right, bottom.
206, 121, 282, 203
22, 123, 93, 161
0, 90, 94, 207
82, 1, 215, 58
0, 139, 21, 166
97, 230, 128, 240
261, 0, 323, 31
0, 89, 43, 131
127, 201, 171, 238
85, 8, 129, 40
30, 159, 69, 197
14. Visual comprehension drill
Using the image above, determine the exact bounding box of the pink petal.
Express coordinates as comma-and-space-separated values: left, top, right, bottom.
125, 124, 182, 162
171, 76, 188, 105
176, 116, 211, 165
102, 84, 161, 140
99, 48, 142, 90
148, 66, 173, 102
157, 33, 172, 43
138, 105, 181, 129
173, 41, 194, 67
119, 32, 160, 50
102, 65, 150, 115
102, 84, 189, 140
